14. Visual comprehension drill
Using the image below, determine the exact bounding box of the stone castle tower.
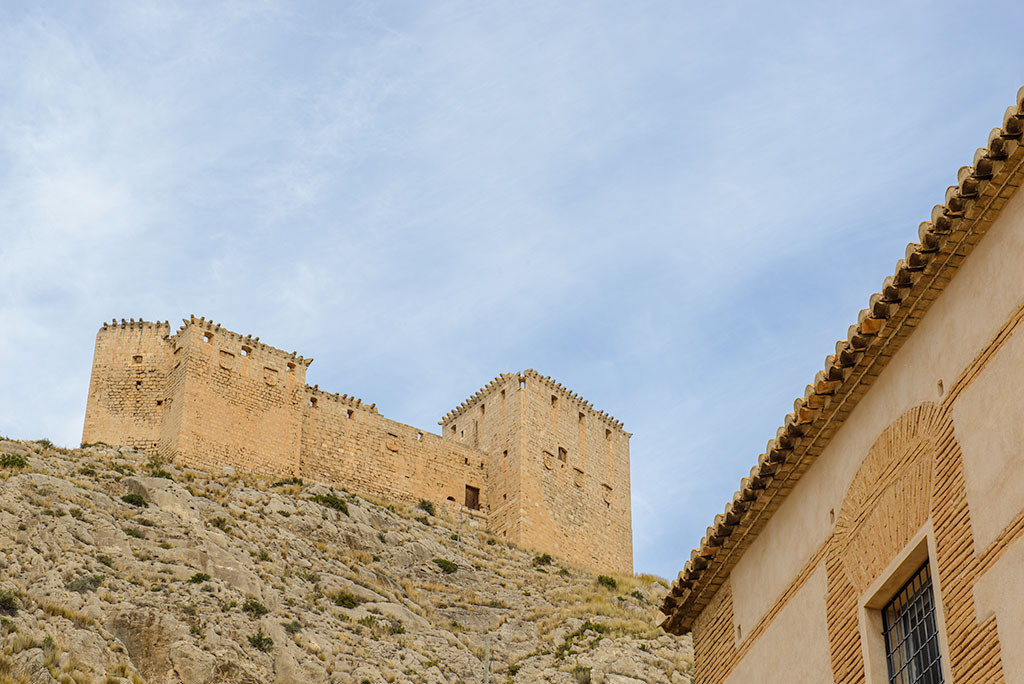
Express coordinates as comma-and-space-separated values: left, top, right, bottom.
83, 316, 633, 574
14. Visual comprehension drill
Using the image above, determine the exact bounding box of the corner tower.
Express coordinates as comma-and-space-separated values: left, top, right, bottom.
441, 370, 632, 573
83, 319, 174, 452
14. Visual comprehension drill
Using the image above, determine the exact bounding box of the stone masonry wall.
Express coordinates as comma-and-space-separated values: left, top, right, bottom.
442, 370, 633, 574
82, 317, 632, 574
169, 321, 309, 478
82, 320, 173, 452
302, 389, 488, 512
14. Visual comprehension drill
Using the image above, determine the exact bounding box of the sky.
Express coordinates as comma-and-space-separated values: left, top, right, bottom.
2, 1, 1024, 580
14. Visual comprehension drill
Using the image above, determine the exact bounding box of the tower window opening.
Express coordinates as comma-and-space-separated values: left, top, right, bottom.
480, 403, 485, 415
465, 485, 480, 510
579, 411, 585, 423
241, 346, 251, 357
309, 397, 317, 408
551, 394, 558, 407
203, 333, 213, 343
133, 355, 143, 364
558, 447, 567, 463
605, 429, 612, 441
347, 409, 354, 419
286, 362, 296, 371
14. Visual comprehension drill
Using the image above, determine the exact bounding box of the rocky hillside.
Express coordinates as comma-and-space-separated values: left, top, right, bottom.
0, 439, 692, 684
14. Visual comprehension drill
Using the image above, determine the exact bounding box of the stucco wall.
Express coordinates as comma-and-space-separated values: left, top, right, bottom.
694, 166, 1024, 681
723, 566, 832, 684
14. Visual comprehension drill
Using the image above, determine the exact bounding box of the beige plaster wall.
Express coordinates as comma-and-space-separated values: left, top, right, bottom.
723, 565, 833, 684
951, 323, 1024, 551
973, 537, 1024, 684
730, 183, 1024, 633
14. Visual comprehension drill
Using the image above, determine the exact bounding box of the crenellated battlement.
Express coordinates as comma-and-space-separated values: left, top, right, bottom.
440, 368, 629, 435
82, 315, 633, 573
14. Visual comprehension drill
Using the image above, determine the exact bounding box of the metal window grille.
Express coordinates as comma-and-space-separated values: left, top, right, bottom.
882, 561, 945, 684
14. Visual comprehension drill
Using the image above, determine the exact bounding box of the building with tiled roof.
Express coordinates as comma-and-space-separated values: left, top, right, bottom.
660, 86, 1024, 683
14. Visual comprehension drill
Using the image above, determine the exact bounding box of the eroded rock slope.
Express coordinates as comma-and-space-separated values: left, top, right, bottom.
0, 439, 692, 684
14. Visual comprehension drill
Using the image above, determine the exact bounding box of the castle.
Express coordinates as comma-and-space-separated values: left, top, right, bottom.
82, 315, 633, 574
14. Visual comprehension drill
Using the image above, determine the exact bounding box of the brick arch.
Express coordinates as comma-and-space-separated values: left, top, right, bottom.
824, 402, 951, 683
833, 402, 947, 594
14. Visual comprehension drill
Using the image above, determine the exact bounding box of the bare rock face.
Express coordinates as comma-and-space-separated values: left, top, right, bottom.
0, 441, 694, 683
107, 608, 189, 681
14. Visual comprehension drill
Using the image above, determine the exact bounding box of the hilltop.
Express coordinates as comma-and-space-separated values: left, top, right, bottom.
0, 439, 692, 684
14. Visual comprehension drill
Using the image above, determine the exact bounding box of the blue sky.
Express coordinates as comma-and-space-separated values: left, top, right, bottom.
2, 1, 1023, 579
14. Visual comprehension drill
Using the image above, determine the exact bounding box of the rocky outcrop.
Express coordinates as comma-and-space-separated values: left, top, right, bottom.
0, 439, 693, 683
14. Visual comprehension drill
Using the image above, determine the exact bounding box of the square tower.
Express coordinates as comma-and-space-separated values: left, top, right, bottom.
441, 370, 632, 573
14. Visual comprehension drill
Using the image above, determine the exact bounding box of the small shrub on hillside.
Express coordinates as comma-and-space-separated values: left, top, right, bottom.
486, 537, 497, 546
210, 517, 231, 532
597, 575, 617, 590
247, 629, 273, 652
556, 621, 610, 660
256, 550, 271, 562
0, 588, 19, 615
69, 508, 84, 520
124, 527, 144, 539
532, 553, 553, 566
432, 558, 458, 574
242, 599, 269, 618
415, 516, 430, 526
188, 572, 211, 584
150, 469, 174, 480
271, 477, 303, 487
282, 620, 302, 635
96, 554, 113, 567
35, 439, 53, 448
78, 465, 96, 476
111, 463, 134, 476
310, 493, 348, 515
573, 665, 593, 684
630, 589, 647, 602
333, 592, 364, 609
416, 499, 435, 516
298, 571, 320, 583
121, 494, 148, 508
0, 453, 28, 468
507, 664, 522, 677
66, 574, 103, 593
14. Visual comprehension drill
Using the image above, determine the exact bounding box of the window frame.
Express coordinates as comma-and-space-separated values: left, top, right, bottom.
880, 561, 944, 683
857, 525, 953, 684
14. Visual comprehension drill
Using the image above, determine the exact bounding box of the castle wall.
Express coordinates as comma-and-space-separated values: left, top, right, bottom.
83, 317, 632, 575
82, 321, 172, 452
170, 322, 309, 477
301, 388, 488, 511
443, 371, 633, 574
442, 375, 525, 543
